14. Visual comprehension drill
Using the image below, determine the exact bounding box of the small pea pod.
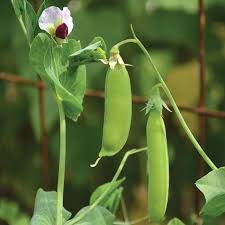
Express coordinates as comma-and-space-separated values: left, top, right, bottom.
99, 53, 132, 158
147, 109, 169, 222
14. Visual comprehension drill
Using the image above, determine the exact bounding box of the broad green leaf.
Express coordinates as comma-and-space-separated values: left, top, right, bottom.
167, 218, 185, 225
29, 33, 52, 83
71, 206, 115, 225
201, 194, 225, 217
30, 33, 87, 121
30, 189, 71, 225
44, 41, 85, 121
0, 199, 29, 225
90, 178, 125, 213
195, 167, 225, 217
59, 66, 86, 104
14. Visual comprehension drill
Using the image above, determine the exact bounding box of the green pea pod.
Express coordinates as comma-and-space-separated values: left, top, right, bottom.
147, 110, 169, 222
99, 62, 132, 157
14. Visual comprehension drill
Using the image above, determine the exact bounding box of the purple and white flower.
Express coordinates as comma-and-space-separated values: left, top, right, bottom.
39, 6, 74, 40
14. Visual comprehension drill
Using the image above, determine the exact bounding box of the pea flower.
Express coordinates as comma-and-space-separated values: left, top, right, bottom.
100, 53, 132, 69
39, 6, 74, 40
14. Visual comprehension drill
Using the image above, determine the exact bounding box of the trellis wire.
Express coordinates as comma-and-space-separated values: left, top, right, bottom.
196, 0, 206, 217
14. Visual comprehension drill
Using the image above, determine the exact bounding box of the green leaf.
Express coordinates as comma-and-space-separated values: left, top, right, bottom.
70, 41, 102, 57
30, 189, 71, 225
11, 0, 37, 44
44, 41, 86, 121
89, 178, 125, 213
71, 206, 115, 225
29, 33, 52, 84
30, 34, 87, 121
0, 199, 29, 225
195, 167, 225, 217
90, 37, 107, 52
105, 187, 123, 214
23, 0, 37, 43
69, 37, 107, 68
167, 218, 185, 225
70, 37, 107, 57
201, 194, 225, 217
11, 0, 23, 17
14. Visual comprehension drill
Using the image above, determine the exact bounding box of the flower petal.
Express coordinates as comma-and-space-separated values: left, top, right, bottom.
39, 6, 62, 34
62, 7, 74, 35
55, 23, 68, 39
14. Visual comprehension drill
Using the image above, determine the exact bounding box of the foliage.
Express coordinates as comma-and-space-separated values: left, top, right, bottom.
30, 33, 87, 121
0, 0, 225, 224
30, 189, 71, 225
196, 167, 225, 217
89, 178, 124, 213
70, 206, 115, 225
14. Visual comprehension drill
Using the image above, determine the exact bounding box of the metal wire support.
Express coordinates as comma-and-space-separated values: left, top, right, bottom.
195, 0, 206, 216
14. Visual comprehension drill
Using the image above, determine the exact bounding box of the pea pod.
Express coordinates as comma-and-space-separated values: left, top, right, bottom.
99, 54, 132, 158
147, 109, 169, 222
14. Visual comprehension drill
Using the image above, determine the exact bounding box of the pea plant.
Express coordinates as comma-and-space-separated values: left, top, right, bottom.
10, 0, 225, 225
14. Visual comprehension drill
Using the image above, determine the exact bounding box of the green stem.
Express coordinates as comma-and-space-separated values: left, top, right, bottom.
161, 85, 217, 170
113, 39, 137, 49
121, 196, 129, 223
65, 147, 147, 225
130, 26, 217, 171
56, 98, 66, 225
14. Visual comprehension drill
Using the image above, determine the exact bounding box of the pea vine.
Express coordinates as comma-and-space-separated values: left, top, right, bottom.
8, 1, 225, 225
112, 25, 217, 171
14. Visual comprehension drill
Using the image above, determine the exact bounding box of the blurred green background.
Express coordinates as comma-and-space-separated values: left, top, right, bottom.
0, 0, 225, 224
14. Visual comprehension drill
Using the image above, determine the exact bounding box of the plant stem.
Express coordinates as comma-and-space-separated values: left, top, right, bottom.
121, 196, 129, 223
65, 147, 147, 225
56, 98, 66, 225
113, 39, 137, 49
130, 26, 217, 171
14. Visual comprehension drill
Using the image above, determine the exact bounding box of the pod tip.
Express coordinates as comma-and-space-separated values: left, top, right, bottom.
90, 157, 102, 168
